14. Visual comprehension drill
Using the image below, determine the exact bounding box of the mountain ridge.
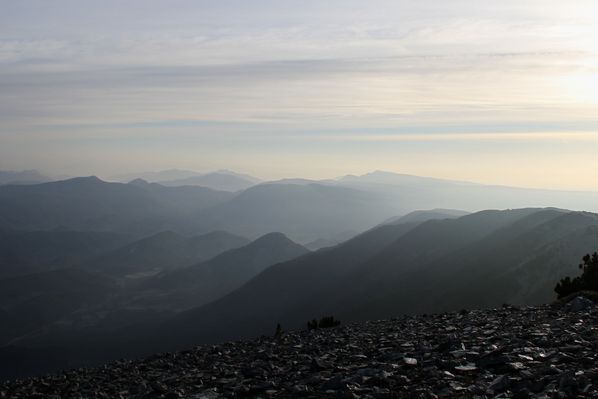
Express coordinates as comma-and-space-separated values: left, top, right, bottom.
138, 232, 310, 310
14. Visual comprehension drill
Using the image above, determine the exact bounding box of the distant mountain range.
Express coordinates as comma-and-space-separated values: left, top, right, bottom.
333, 171, 598, 213
0, 177, 231, 237
157, 170, 261, 192
110, 169, 204, 183
4, 169, 598, 380
3, 171, 598, 243
337, 170, 476, 186
111, 169, 261, 192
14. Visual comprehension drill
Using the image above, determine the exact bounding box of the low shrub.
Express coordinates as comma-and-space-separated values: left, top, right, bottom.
307, 315, 341, 330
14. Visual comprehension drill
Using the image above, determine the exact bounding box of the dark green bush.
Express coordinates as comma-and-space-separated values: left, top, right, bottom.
274, 323, 282, 336
555, 252, 598, 299
307, 316, 341, 330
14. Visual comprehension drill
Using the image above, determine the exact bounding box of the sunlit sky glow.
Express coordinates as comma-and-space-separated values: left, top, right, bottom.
1, 0, 598, 189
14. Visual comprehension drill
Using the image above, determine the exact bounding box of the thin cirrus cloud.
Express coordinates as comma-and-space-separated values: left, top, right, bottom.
2, 53, 594, 129
0, 0, 598, 187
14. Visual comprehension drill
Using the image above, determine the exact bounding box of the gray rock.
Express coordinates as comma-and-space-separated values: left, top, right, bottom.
3, 302, 598, 398
565, 296, 594, 312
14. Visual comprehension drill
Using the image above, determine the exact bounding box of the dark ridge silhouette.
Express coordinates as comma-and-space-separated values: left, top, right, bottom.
0, 176, 231, 236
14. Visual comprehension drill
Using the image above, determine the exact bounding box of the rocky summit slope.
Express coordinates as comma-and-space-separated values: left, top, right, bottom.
2, 299, 598, 398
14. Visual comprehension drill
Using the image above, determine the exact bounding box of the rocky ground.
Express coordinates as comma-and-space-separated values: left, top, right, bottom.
2, 297, 598, 398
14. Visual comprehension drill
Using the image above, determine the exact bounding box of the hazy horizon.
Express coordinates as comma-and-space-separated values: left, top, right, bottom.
2, 1, 598, 190
7, 166, 598, 194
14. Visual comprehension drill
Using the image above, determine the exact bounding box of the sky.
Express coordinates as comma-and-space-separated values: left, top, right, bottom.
1, 0, 598, 189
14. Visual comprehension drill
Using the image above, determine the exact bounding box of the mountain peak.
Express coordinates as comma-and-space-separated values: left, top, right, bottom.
241, 233, 310, 257
253, 231, 292, 244
62, 176, 104, 185
244, 232, 308, 251
128, 178, 151, 186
